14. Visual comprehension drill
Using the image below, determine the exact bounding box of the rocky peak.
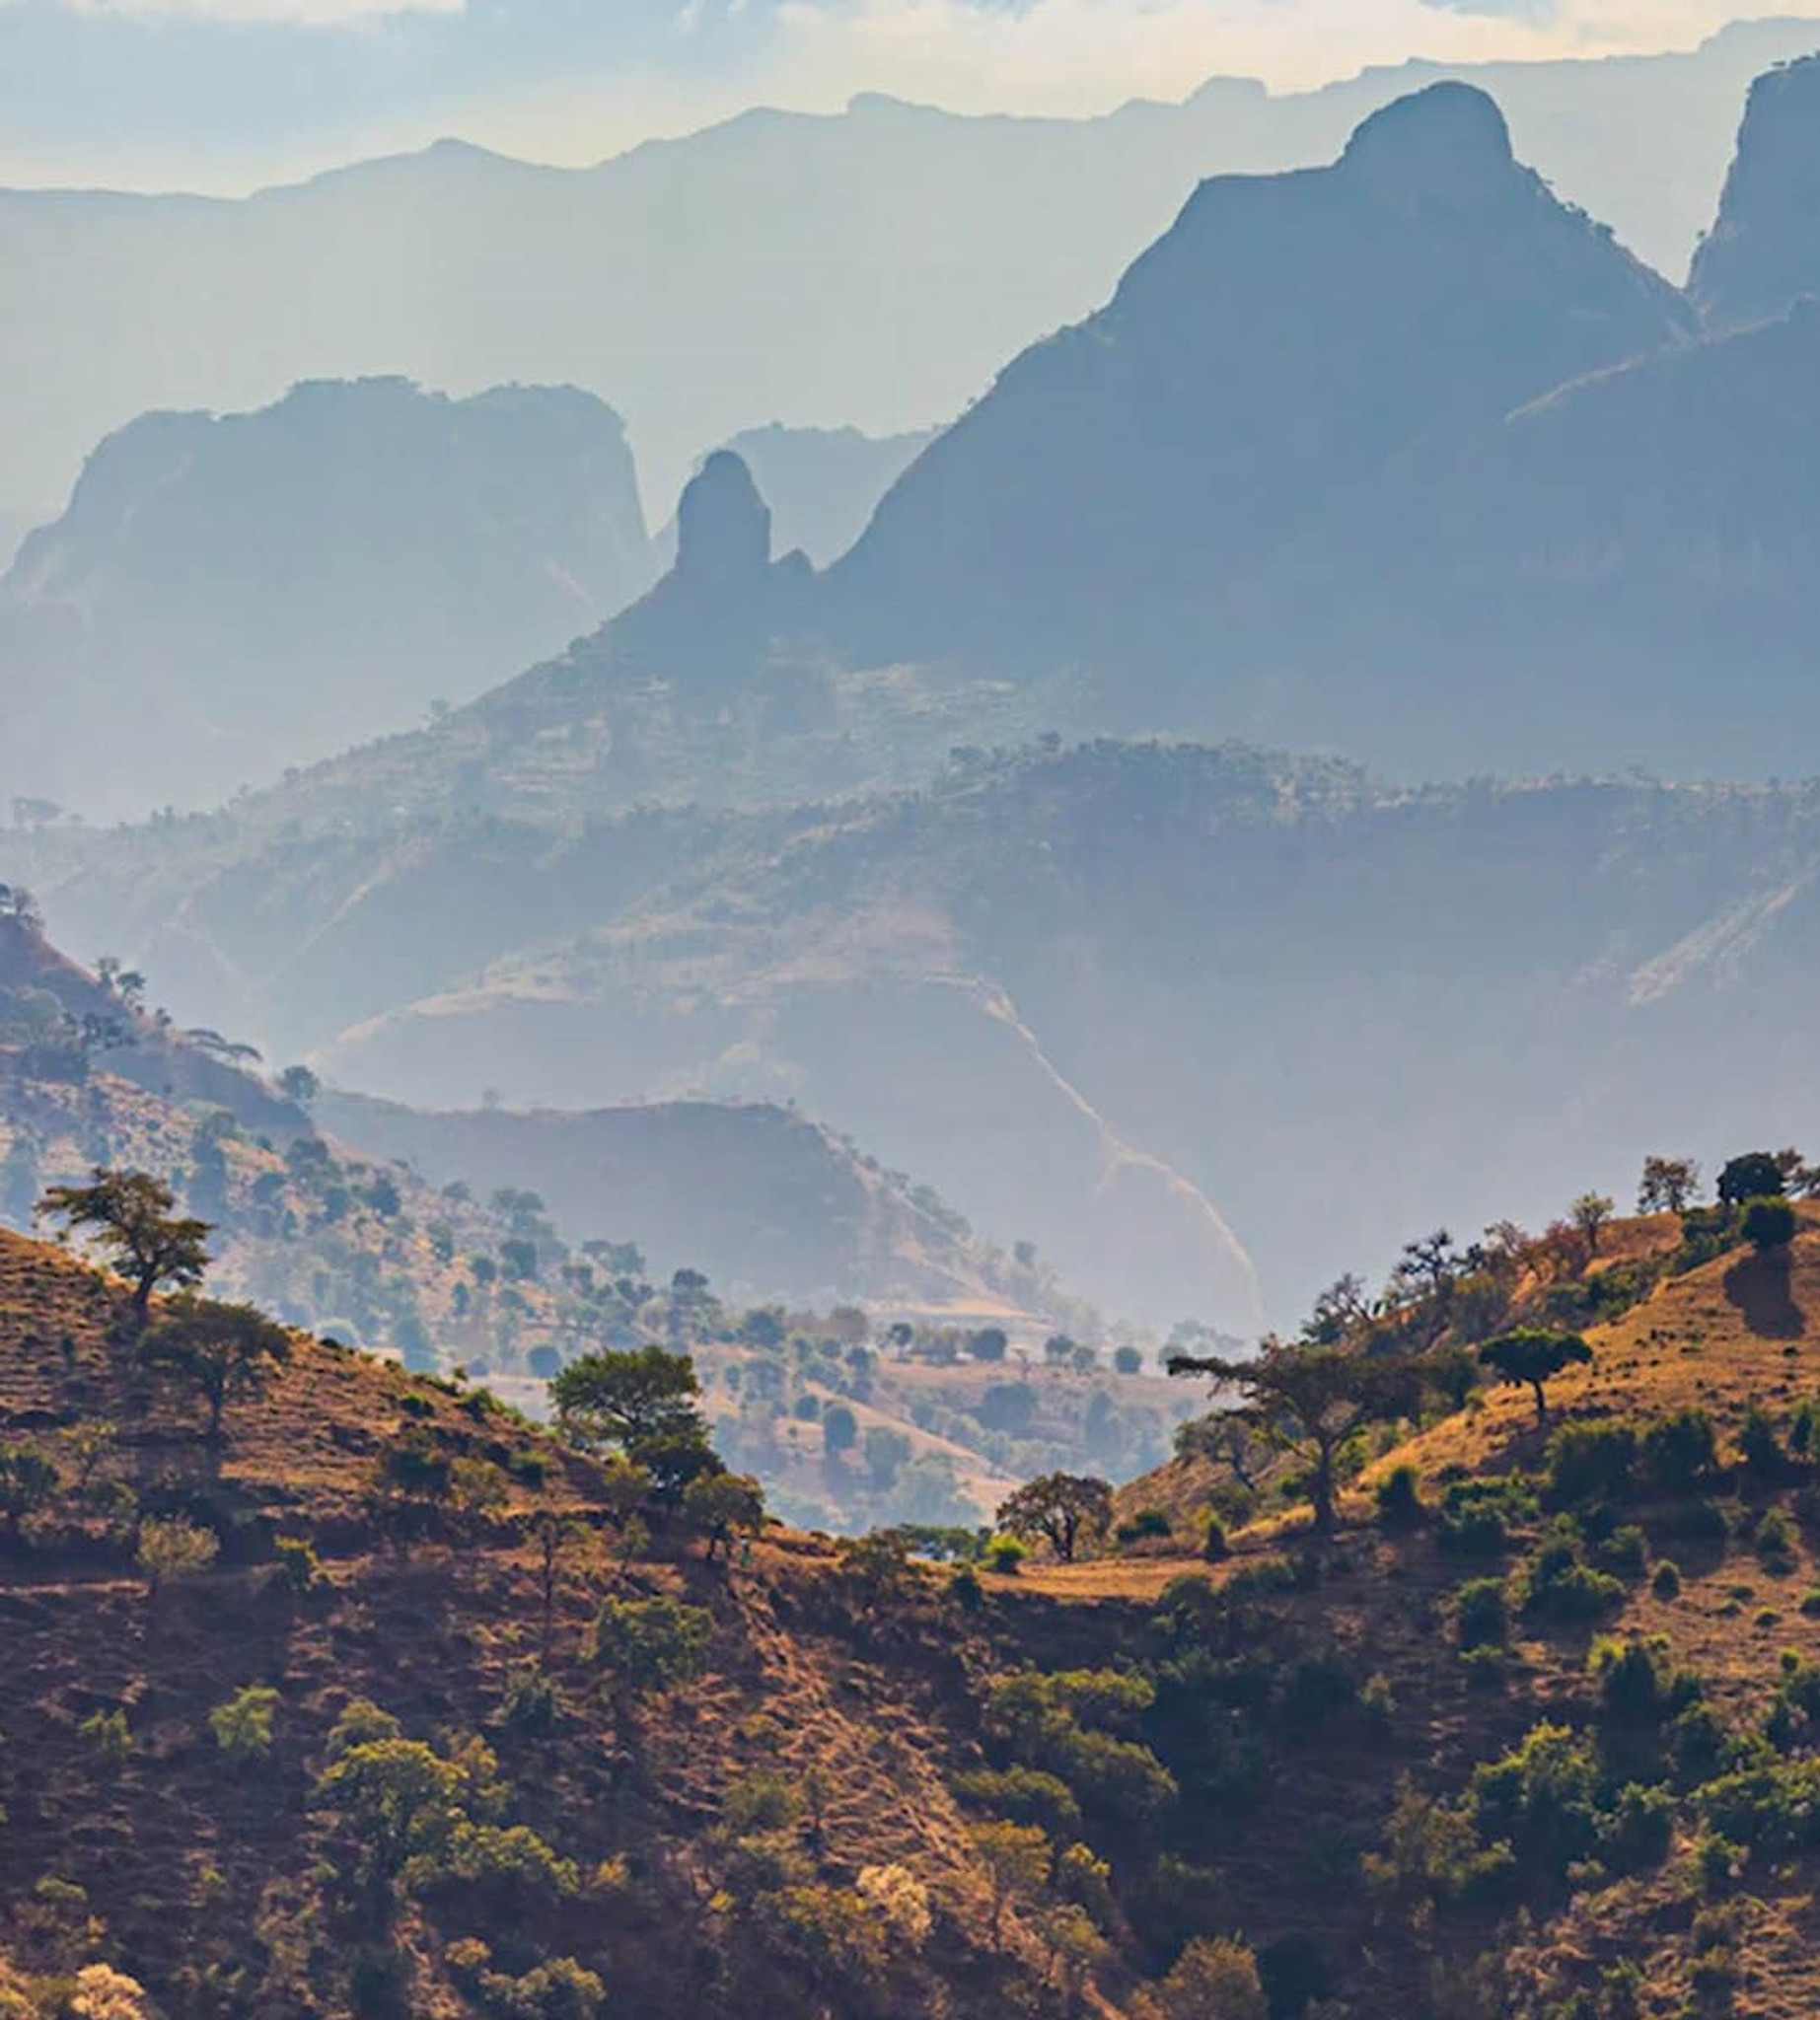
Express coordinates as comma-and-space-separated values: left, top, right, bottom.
1341, 82, 1517, 202
1691, 52, 1820, 329
675, 450, 771, 588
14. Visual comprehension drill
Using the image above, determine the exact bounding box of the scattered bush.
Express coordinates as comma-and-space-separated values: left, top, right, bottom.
1374, 1466, 1423, 1531
1651, 1560, 1683, 1601
1454, 1577, 1508, 1649
210, 1684, 279, 1758
1519, 1520, 1624, 1624
1546, 1423, 1637, 1508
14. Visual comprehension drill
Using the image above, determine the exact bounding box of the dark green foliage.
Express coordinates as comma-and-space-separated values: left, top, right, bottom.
1717, 1153, 1785, 1206
1641, 1410, 1717, 1495
1741, 1196, 1797, 1253
588, 1595, 714, 1721
1697, 1756, 1820, 1855
36, 1166, 213, 1320
1546, 1422, 1637, 1508
1651, 1559, 1681, 1600
550, 1345, 717, 1496
1436, 1476, 1537, 1556
141, 1296, 292, 1440
1454, 1577, 1508, 1649
1520, 1518, 1625, 1623
1374, 1465, 1423, 1531
995, 1473, 1114, 1562
1478, 1330, 1593, 1424
1739, 1406, 1786, 1481
953, 1766, 1083, 1840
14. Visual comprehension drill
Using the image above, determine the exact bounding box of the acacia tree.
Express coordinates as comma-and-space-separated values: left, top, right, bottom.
1638, 1157, 1700, 1214
995, 1474, 1114, 1563
1477, 1329, 1592, 1424
1569, 1193, 1615, 1259
1168, 1339, 1422, 1535
550, 1345, 712, 1496
140, 1298, 291, 1440
1718, 1152, 1786, 1206
36, 1169, 211, 1323
683, 1470, 766, 1563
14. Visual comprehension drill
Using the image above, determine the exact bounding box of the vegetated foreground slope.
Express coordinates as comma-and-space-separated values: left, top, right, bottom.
13, 1159, 1820, 2015
4, 910, 1189, 1534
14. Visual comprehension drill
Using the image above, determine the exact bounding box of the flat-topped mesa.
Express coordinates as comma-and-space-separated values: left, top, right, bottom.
1691, 50, 1820, 329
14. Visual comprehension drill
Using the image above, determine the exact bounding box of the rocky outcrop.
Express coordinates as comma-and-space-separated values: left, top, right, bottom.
1691, 52, 1820, 328
0, 379, 657, 821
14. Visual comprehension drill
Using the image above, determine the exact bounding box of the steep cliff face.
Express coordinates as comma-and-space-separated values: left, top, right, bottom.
0, 378, 657, 820
824, 83, 1690, 670
1691, 51, 1820, 328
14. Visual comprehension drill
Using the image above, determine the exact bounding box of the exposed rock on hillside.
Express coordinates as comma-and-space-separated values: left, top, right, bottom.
1691, 50, 1820, 327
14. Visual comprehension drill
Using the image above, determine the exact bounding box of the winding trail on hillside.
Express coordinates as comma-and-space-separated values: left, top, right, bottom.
962, 972, 1265, 1328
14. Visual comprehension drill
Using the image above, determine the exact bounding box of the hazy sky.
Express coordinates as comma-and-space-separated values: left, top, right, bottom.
2, 0, 1815, 188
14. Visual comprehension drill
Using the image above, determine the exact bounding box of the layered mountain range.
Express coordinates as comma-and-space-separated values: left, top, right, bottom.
11, 62, 1820, 1331
2, 18, 1816, 539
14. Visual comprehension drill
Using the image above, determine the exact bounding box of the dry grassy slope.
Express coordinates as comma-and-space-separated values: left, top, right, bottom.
985, 1214, 1820, 2014
0, 1230, 1074, 2020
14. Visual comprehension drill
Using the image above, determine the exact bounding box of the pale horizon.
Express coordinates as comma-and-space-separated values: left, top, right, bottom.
2, 0, 1816, 194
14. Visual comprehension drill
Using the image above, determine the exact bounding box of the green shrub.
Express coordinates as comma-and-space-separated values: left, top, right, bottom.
1741, 1196, 1797, 1254
1697, 1756, 1820, 1856
1588, 1636, 1698, 1727
79, 1707, 131, 1762
1374, 1466, 1423, 1531
1642, 1410, 1717, 1495
500, 1666, 559, 1738
1114, 1508, 1173, 1545
1651, 1559, 1682, 1600
1755, 1508, 1798, 1575
1436, 1476, 1537, 1557
1455, 1577, 1508, 1649
984, 1535, 1029, 1574
1520, 1520, 1625, 1624
1546, 1422, 1638, 1508
1599, 1525, 1649, 1579
210, 1684, 279, 1758
272, 1535, 319, 1594
1739, 1407, 1786, 1481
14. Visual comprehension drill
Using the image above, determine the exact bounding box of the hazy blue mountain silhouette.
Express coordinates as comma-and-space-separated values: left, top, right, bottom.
1691, 50, 1820, 328
2, 20, 1814, 541
823, 84, 1690, 673
0, 378, 655, 820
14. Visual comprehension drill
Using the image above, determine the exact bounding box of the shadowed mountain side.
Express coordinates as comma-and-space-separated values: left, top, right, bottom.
314, 1087, 1118, 1315
1186, 297, 1820, 778
3, 17, 1818, 546
317, 972, 1262, 1335
820, 83, 1690, 672
1691, 48, 1820, 327
0, 379, 657, 821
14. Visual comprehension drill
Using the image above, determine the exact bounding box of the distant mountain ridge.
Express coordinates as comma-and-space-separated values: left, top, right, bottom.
1, 17, 1815, 540
0, 378, 657, 821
